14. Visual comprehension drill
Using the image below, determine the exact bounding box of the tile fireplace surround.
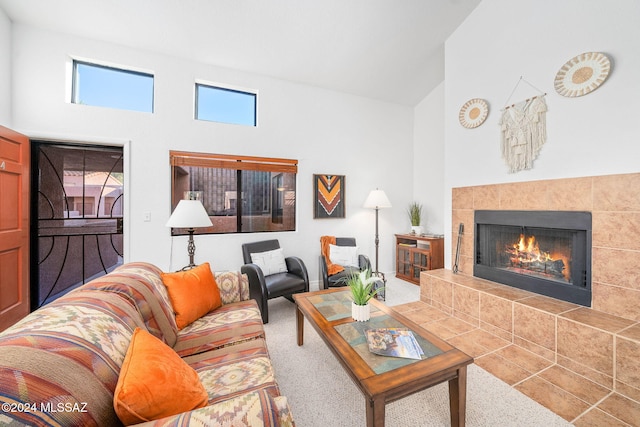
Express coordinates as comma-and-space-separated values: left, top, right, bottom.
418, 172, 640, 425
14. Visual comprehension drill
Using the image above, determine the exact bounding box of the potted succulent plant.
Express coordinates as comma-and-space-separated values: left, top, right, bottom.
407, 202, 423, 235
346, 269, 384, 322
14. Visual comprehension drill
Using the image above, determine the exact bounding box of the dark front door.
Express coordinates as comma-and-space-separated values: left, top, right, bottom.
31, 142, 124, 309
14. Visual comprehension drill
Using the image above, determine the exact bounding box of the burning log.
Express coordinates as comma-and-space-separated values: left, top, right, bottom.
509, 258, 565, 279
505, 233, 566, 280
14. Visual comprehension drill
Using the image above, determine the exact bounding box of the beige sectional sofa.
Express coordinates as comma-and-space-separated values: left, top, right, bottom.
0, 262, 294, 426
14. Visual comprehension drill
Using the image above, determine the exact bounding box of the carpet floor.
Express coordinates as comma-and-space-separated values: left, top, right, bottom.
263, 278, 574, 426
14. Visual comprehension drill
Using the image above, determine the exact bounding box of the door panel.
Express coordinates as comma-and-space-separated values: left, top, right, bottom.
32, 142, 123, 308
0, 126, 30, 332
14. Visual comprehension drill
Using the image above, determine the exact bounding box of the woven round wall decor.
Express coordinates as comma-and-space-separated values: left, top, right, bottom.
459, 98, 489, 129
554, 52, 611, 97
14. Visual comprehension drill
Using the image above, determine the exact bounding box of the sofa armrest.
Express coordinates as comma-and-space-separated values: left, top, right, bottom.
241, 263, 269, 323
214, 271, 250, 304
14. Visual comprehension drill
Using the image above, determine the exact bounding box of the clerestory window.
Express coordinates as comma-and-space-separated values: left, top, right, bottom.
71, 60, 154, 113
195, 83, 257, 126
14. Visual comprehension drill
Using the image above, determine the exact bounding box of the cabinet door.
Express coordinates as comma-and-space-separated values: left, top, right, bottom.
412, 251, 430, 269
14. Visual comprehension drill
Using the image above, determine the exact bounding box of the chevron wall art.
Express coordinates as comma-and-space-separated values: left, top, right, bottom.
313, 174, 345, 219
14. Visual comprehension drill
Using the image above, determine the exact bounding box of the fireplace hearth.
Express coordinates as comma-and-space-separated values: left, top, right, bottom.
474, 210, 592, 306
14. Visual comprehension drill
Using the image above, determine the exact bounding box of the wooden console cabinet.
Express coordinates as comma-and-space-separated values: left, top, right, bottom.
395, 234, 444, 285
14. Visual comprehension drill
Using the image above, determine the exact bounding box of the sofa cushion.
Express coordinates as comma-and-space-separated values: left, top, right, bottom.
215, 271, 250, 304
173, 300, 264, 358
132, 389, 290, 427
114, 328, 208, 425
81, 262, 180, 346
161, 262, 222, 329
182, 338, 279, 406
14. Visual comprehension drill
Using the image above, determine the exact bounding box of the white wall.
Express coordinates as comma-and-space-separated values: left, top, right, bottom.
412, 81, 445, 235
0, 8, 10, 125
10, 24, 414, 284
440, 0, 640, 266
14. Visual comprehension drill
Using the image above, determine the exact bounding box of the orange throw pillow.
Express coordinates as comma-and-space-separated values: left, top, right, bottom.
114, 328, 208, 425
161, 262, 222, 329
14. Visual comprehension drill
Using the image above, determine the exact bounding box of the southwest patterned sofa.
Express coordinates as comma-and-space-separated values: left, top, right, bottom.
0, 262, 294, 426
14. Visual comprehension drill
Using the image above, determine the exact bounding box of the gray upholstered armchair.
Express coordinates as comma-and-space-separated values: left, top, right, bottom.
241, 239, 309, 323
320, 237, 371, 289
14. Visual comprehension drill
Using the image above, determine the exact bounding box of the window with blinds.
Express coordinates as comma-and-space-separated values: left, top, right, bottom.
169, 151, 297, 234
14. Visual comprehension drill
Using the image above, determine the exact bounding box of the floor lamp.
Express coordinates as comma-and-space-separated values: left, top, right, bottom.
166, 199, 213, 271
363, 189, 392, 278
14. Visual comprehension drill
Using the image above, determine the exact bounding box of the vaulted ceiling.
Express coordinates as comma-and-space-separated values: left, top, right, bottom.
0, 0, 480, 106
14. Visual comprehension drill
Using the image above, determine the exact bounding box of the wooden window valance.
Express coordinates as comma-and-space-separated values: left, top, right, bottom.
169, 150, 297, 173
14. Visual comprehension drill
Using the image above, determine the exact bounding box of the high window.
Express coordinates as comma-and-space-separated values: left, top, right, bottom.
195, 83, 257, 126
170, 151, 296, 234
72, 60, 154, 113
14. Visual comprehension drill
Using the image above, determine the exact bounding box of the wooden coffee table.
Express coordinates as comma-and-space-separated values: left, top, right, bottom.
293, 289, 473, 427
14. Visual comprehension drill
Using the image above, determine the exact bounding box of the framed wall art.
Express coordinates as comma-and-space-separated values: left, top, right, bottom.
313, 174, 345, 219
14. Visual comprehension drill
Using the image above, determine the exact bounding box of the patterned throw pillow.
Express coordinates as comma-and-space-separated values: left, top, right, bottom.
250, 248, 288, 276
113, 328, 208, 425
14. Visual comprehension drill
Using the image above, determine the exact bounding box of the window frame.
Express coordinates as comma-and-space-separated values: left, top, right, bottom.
194, 82, 257, 126
71, 59, 155, 113
169, 151, 297, 235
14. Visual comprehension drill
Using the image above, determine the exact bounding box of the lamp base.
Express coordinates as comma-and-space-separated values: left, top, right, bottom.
177, 228, 198, 271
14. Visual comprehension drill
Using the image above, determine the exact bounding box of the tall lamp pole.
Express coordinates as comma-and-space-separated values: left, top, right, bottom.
363, 189, 392, 276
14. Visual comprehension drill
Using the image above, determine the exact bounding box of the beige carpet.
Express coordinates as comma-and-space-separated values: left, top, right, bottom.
263, 279, 574, 427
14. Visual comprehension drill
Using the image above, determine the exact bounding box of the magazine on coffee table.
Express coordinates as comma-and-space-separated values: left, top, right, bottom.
365, 328, 424, 360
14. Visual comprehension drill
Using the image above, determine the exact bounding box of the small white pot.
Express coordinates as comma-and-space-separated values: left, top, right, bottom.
411, 225, 423, 236
351, 302, 371, 322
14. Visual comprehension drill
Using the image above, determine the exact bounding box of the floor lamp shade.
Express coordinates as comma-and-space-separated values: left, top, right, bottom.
166, 200, 212, 270
363, 189, 391, 277
363, 189, 392, 209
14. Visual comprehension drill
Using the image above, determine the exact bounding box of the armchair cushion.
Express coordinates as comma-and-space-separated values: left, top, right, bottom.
161, 263, 222, 329
320, 235, 344, 275
114, 328, 208, 425
329, 244, 360, 268
249, 248, 288, 276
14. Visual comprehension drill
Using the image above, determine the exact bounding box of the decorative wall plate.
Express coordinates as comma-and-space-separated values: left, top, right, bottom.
554, 52, 611, 97
459, 98, 489, 129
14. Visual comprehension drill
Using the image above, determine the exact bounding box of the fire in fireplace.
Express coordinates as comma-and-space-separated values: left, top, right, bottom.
474, 210, 591, 306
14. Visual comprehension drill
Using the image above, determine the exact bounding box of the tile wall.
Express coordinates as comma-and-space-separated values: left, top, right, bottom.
419, 172, 640, 415
450, 172, 640, 322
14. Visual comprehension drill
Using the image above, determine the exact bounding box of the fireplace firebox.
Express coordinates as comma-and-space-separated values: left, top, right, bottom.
474, 210, 591, 306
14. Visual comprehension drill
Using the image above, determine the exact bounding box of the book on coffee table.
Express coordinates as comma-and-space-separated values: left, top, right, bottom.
365, 328, 424, 360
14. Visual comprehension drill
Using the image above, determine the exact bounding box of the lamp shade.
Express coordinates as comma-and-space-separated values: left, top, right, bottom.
166, 200, 213, 228
363, 189, 392, 209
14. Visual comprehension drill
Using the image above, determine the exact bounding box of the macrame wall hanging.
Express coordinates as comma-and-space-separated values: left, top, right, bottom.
499, 77, 547, 173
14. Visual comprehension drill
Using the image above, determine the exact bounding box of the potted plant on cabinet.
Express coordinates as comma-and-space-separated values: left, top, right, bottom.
407, 202, 423, 236
346, 269, 384, 322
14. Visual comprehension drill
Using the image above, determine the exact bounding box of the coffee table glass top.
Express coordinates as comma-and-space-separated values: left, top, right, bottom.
308, 290, 443, 375
335, 316, 443, 374
307, 290, 381, 321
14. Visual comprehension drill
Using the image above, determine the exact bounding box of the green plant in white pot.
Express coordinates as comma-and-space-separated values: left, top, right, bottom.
407, 202, 423, 235
346, 269, 384, 322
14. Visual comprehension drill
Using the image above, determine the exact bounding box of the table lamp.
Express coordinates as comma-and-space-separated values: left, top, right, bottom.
166, 199, 212, 270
